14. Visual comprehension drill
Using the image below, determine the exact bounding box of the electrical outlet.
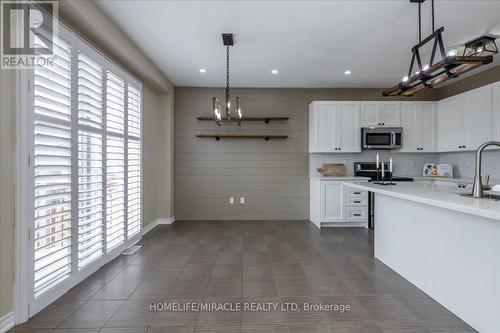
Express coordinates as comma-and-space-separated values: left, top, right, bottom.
409, 160, 415, 169
229, 197, 234, 204
465, 160, 473, 169
240, 197, 245, 204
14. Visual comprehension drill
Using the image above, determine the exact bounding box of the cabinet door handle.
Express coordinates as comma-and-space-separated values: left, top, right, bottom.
353, 213, 362, 217
353, 192, 361, 195
353, 200, 361, 203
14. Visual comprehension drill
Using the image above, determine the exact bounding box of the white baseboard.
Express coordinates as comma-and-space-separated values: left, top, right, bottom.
321, 222, 368, 228
0, 312, 14, 333
158, 217, 175, 225
142, 217, 175, 236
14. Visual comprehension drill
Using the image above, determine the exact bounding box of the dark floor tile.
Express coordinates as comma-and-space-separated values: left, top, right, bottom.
204, 279, 241, 297
99, 328, 148, 333
356, 295, 418, 322
169, 279, 208, 295
105, 299, 157, 327
241, 324, 288, 333
242, 280, 278, 298
146, 326, 195, 333
12, 222, 472, 333
195, 326, 240, 333
275, 278, 316, 297
59, 300, 124, 328
91, 279, 142, 300
375, 320, 430, 332
241, 297, 285, 326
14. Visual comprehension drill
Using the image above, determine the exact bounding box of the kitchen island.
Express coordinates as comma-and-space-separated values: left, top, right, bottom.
344, 181, 500, 333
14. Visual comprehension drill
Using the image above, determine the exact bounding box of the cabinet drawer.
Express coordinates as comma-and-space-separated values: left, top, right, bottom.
345, 198, 368, 207
346, 207, 368, 221
345, 189, 368, 198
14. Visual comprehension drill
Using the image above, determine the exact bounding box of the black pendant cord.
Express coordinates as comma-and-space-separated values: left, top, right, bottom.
431, 0, 435, 32
418, 2, 422, 43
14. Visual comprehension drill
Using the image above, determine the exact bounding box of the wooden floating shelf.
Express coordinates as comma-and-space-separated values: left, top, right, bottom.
195, 134, 288, 141
196, 116, 289, 124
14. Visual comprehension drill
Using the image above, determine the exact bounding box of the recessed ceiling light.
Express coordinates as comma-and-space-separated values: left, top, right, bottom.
271, 69, 278, 74
344, 70, 352, 75
199, 68, 206, 73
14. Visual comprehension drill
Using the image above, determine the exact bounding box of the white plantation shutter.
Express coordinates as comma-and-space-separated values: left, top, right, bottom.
106, 72, 126, 251
127, 85, 141, 237
28, 20, 143, 314
33, 29, 73, 298
77, 53, 104, 270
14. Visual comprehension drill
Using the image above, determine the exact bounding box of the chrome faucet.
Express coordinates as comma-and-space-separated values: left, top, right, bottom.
472, 141, 500, 198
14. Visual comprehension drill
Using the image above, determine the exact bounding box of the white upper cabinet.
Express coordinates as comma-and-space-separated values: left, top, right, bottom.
309, 101, 360, 153
437, 85, 493, 152
360, 102, 379, 127
361, 101, 401, 127
438, 94, 464, 152
337, 102, 361, 152
493, 81, 500, 141
463, 85, 493, 150
379, 101, 402, 126
310, 102, 336, 152
401, 102, 437, 152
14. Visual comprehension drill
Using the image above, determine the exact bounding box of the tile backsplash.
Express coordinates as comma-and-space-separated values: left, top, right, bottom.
310, 150, 500, 180
439, 150, 500, 179
310, 151, 439, 176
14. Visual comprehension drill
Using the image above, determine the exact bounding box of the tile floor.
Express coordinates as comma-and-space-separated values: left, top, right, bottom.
8, 221, 475, 333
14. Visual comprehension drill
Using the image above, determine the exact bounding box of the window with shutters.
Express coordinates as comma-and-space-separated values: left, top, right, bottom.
33, 29, 73, 299
127, 85, 141, 238
28, 22, 143, 314
77, 53, 104, 271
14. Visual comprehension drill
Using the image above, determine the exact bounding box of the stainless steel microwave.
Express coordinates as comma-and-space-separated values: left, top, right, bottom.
361, 127, 403, 150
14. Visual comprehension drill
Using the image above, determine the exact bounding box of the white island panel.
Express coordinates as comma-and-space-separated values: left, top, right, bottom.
375, 194, 500, 333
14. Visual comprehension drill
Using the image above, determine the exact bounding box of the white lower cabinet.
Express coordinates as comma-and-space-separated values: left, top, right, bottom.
310, 178, 368, 228
322, 182, 344, 222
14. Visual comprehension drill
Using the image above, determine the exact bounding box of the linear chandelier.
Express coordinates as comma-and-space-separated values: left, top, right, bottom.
213, 33, 242, 126
383, 0, 497, 97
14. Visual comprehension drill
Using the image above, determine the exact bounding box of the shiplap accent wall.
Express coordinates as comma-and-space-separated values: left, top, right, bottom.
174, 87, 437, 221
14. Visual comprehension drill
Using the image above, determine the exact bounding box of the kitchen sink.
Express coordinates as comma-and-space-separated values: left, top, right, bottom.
460, 192, 500, 201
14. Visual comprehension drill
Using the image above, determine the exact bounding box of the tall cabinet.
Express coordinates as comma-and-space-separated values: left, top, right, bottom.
309, 101, 361, 153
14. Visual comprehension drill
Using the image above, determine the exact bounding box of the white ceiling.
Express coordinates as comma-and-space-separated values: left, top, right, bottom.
95, 0, 500, 88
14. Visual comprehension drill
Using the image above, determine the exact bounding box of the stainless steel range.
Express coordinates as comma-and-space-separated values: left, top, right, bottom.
354, 162, 414, 228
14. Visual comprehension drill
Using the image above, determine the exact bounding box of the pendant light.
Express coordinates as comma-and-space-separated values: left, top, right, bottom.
213, 33, 242, 126
383, 0, 497, 97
